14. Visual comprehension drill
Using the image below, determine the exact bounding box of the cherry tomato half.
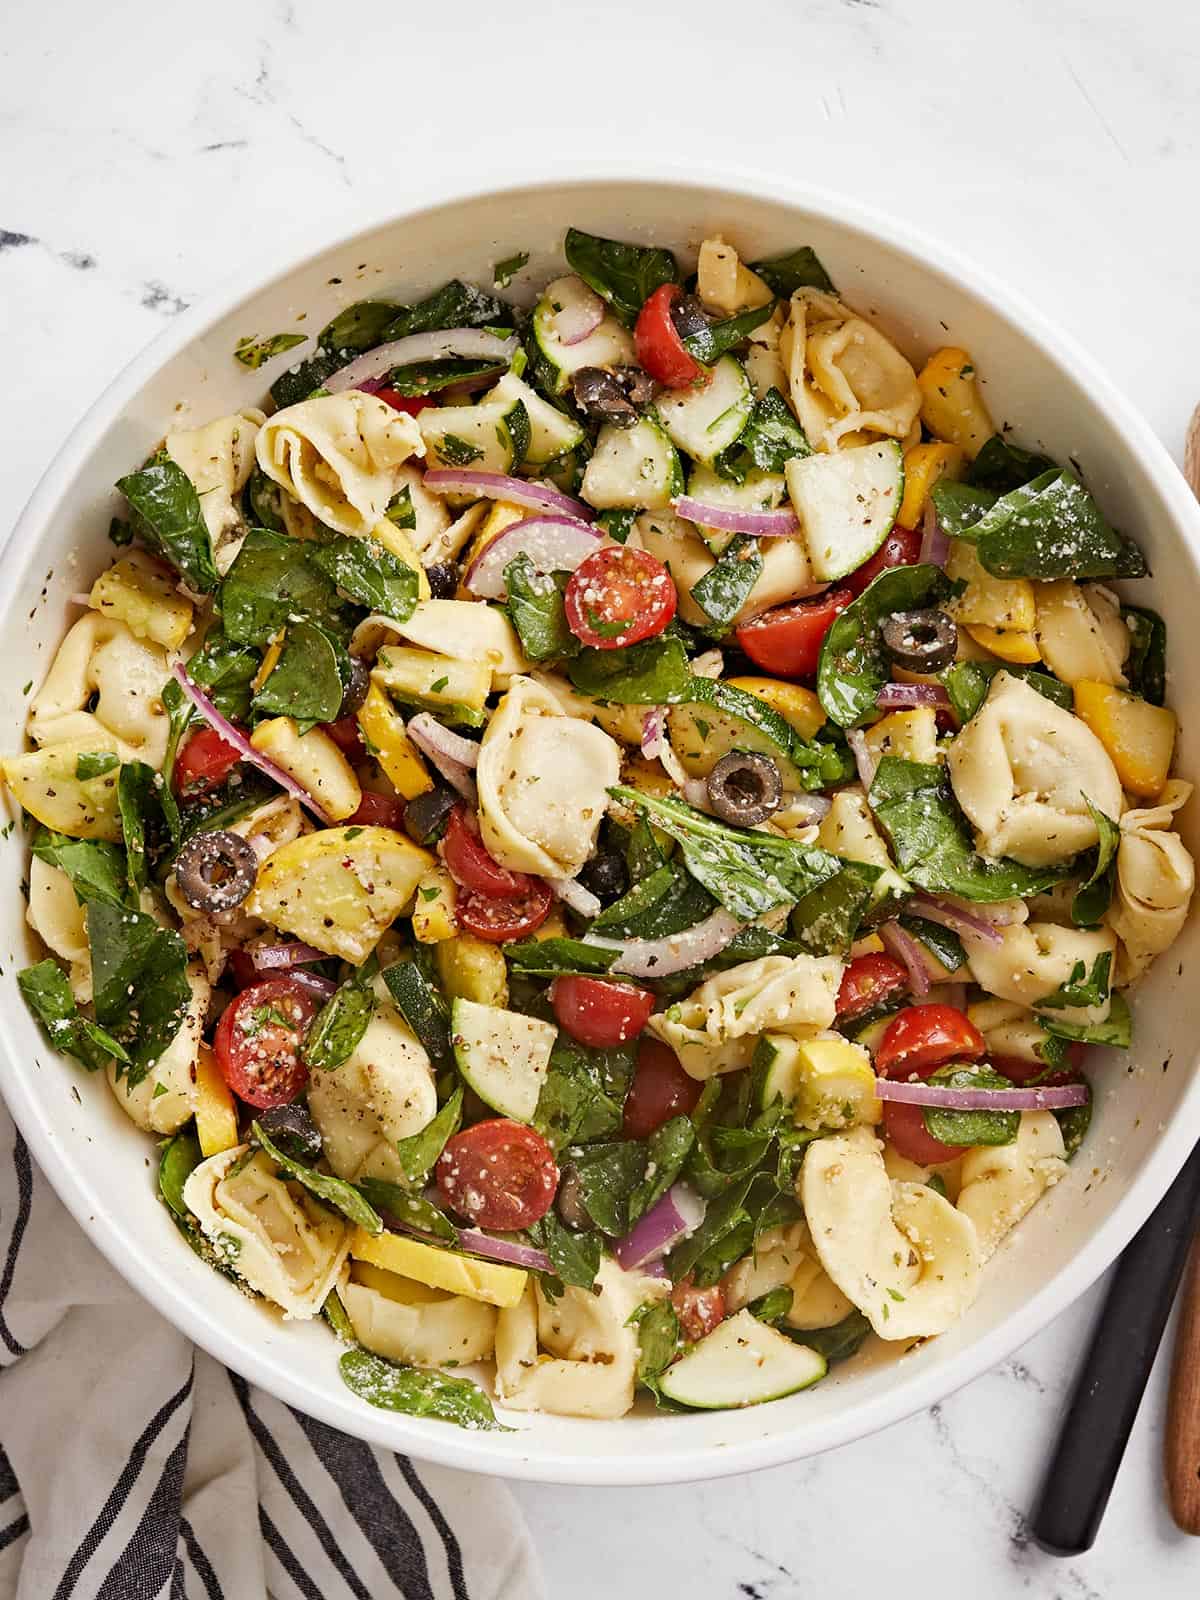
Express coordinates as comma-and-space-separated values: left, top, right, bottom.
347, 790, 406, 830
213, 975, 319, 1108
879, 1102, 963, 1167
733, 588, 853, 680
455, 882, 553, 943
551, 976, 655, 1049
435, 1119, 559, 1230
990, 1044, 1086, 1087
443, 804, 535, 898
875, 1003, 985, 1078
843, 525, 923, 599
836, 953, 909, 1021
633, 284, 706, 389
373, 388, 432, 417
565, 546, 677, 651
175, 726, 242, 796
622, 1038, 701, 1139
671, 1277, 726, 1342
323, 715, 364, 758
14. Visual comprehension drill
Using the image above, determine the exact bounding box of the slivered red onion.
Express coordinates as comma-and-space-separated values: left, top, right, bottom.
919, 501, 950, 567
423, 470, 594, 523
172, 664, 334, 824
936, 982, 968, 1012
875, 1077, 1089, 1112
552, 277, 606, 345
673, 496, 799, 538
879, 920, 932, 999
846, 728, 878, 790
908, 892, 1004, 946
680, 775, 712, 810
877, 682, 951, 711
585, 907, 742, 978
548, 876, 602, 919
613, 1184, 706, 1270
464, 515, 604, 599
641, 1258, 669, 1280
251, 942, 327, 972
406, 714, 479, 801
324, 329, 518, 395
641, 706, 667, 762
287, 971, 339, 1000
457, 1230, 553, 1273
779, 793, 832, 825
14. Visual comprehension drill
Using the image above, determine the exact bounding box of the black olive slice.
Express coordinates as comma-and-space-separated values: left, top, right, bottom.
706, 752, 783, 827
175, 829, 259, 914
576, 850, 629, 907
425, 562, 459, 599
879, 608, 958, 673
555, 1166, 594, 1232
403, 784, 459, 847
339, 655, 371, 719
256, 1102, 322, 1163
571, 366, 640, 428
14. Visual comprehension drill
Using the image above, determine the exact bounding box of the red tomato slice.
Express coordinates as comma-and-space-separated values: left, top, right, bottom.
633, 284, 706, 389
836, 954, 909, 1020
671, 1277, 726, 1342
373, 388, 432, 416
880, 1102, 964, 1167
346, 790, 406, 830
455, 882, 553, 943
622, 1039, 701, 1139
225, 949, 259, 990
733, 589, 853, 680
551, 976, 655, 1049
213, 976, 318, 1108
875, 1003, 985, 1078
564, 546, 677, 651
843, 526, 923, 598
989, 1046, 1084, 1087
442, 804, 535, 898
175, 726, 242, 796
323, 716, 364, 758
435, 1119, 558, 1230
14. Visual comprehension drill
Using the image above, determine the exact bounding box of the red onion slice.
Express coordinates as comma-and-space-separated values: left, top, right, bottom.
778, 793, 832, 825
287, 971, 339, 1000
457, 1230, 553, 1273
463, 515, 605, 600
172, 664, 334, 825
908, 893, 1004, 946
919, 501, 950, 567
406, 714, 479, 801
552, 277, 606, 346
876, 682, 951, 711
875, 1077, 1089, 1112
585, 907, 743, 978
641, 706, 667, 762
846, 728, 878, 790
612, 1184, 706, 1270
423, 470, 594, 523
251, 942, 328, 972
879, 920, 932, 999
548, 876, 602, 919
673, 496, 799, 538
641, 1258, 669, 1280
324, 329, 518, 395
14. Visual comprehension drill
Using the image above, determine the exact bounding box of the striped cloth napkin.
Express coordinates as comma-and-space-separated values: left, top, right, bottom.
0, 1097, 542, 1600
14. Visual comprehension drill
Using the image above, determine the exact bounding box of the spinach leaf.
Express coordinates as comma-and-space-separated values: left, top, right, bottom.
534, 1033, 634, 1150
528, 1210, 602, 1290
750, 246, 834, 296
609, 788, 844, 922
322, 1287, 357, 1342
748, 1286, 794, 1325
382, 959, 451, 1063
75, 751, 119, 780
185, 627, 262, 722
309, 535, 420, 624
716, 387, 811, 479
356, 1179, 458, 1244
929, 479, 996, 536
117, 458, 219, 593
960, 470, 1148, 581
220, 528, 350, 647
566, 1140, 646, 1235
392, 1087, 464, 1187
438, 434, 485, 467
629, 1300, 682, 1403
379, 279, 508, 343
967, 435, 1054, 494
87, 901, 191, 1086
869, 757, 1072, 902
117, 761, 162, 895
897, 913, 964, 976
668, 1174, 758, 1286
506, 938, 619, 978
687, 1111, 777, 1200
339, 1348, 511, 1431
590, 859, 716, 939
245, 465, 287, 532
788, 863, 879, 957
595, 508, 637, 544
493, 251, 529, 288
303, 965, 376, 1071
563, 227, 679, 327
386, 486, 416, 531
1072, 800, 1120, 927
790, 1309, 872, 1365
31, 830, 128, 907
1036, 951, 1113, 1011
504, 558, 579, 662
378, 359, 509, 397
817, 564, 950, 727
689, 536, 764, 635
252, 1121, 383, 1232
625, 815, 665, 880
18, 960, 129, 1071
234, 332, 308, 369
655, 925, 809, 998
158, 1125, 203, 1220
252, 618, 345, 732
170, 774, 276, 856
1123, 605, 1167, 706
682, 302, 775, 365
922, 1064, 1020, 1148
568, 636, 694, 703
1055, 1085, 1093, 1160
628, 1116, 695, 1224
1038, 990, 1131, 1048
320, 299, 403, 353
941, 659, 1073, 723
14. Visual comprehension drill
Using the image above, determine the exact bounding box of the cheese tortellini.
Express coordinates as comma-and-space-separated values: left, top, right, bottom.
183, 1146, 350, 1319
1107, 780, 1196, 981
1034, 581, 1129, 688
107, 962, 210, 1135
647, 954, 843, 1080
255, 391, 424, 538
342, 1266, 497, 1367
779, 288, 922, 452
957, 1112, 1068, 1260
476, 676, 621, 878
722, 1222, 854, 1332
960, 920, 1117, 1027
947, 671, 1122, 866
165, 408, 264, 574
30, 613, 173, 766
27, 855, 91, 1001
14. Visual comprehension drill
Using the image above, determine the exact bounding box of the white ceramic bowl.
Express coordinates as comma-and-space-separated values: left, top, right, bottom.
3, 167, 1199, 1486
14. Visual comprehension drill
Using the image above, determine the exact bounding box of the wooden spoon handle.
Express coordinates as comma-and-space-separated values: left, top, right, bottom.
1166, 1242, 1200, 1533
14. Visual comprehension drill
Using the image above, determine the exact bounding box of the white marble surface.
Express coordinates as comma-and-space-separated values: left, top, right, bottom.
3, 0, 1200, 1593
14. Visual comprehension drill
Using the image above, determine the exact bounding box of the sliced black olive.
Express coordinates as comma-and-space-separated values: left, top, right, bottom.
338, 655, 371, 718
555, 1166, 594, 1232
879, 608, 958, 673
706, 752, 783, 827
612, 364, 659, 408
425, 562, 459, 599
668, 292, 710, 344
256, 1102, 322, 1163
175, 829, 259, 913
403, 783, 458, 847
571, 366, 640, 428
576, 849, 629, 907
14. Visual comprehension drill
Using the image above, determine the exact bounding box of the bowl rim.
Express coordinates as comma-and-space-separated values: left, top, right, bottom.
4, 157, 1200, 1485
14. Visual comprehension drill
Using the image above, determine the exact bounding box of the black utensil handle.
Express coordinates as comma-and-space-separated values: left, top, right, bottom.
1031, 1140, 1200, 1556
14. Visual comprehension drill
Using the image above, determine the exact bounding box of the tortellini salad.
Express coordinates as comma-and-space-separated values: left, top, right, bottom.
7, 227, 1192, 1431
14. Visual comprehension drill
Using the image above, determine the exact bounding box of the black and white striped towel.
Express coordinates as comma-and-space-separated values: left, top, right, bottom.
0, 1097, 543, 1600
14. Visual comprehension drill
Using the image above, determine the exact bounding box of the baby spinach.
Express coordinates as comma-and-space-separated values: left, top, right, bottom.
493, 251, 529, 288
628, 1116, 695, 1223
789, 1309, 872, 1365
252, 618, 346, 732
534, 1035, 634, 1151
309, 536, 419, 624
117, 761, 162, 895
967, 435, 1054, 494
185, 627, 262, 722
380, 359, 508, 397
690, 536, 764, 635
528, 1210, 602, 1291
86, 900, 192, 1086
1123, 605, 1167, 706
716, 387, 811, 479
667, 1173, 758, 1286
897, 913, 964, 975
1037, 990, 1131, 1049
303, 965, 376, 1071
322, 1287, 357, 1343
869, 757, 1071, 902
31, 829, 128, 907
117, 458, 219, 594
941, 659, 1072, 723
75, 751, 118, 780
564, 228, 679, 327
17, 960, 129, 1071
958, 470, 1148, 581
158, 1125, 203, 1220
252, 1121, 383, 1233
220, 528, 350, 647
921, 1064, 1020, 1147
566, 1139, 647, 1235
788, 863, 879, 958
750, 245, 834, 296
339, 1348, 510, 1432
929, 480, 995, 537
748, 1286, 794, 1326
595, 508, 636, 544
320, 300, 403, 353
568, 635, 694, 703
590, 859, 716, 940
817, 564, 951, 727
392, 1087, 464, 1186
506, 938, 619, 977
355, 1181, 458, 1245
610, 788, 845, 922
379, 279, 509, 343
1055, 1089, 1093, 1160
504, 557, 579, 662
682, 302, 775, 365
629, 1300, 682, 1403
382, 958, 452, 1063
1071, 800, 1121, 927
1036, 951, 1113, 1012
234, 332, 307, 369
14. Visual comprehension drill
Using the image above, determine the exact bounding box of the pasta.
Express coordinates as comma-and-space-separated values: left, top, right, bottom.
1108, 780, 1196, 980
780, 288, 921, 451
307, 1003, 437, 1182
166, 408, 265, 573
30, 613, 173, 766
